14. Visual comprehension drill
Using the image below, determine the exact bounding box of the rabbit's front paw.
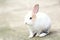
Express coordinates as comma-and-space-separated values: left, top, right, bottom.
29, 34, 33, 38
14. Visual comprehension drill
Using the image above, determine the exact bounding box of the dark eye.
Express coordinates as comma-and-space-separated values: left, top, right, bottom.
30, 17, 32, 19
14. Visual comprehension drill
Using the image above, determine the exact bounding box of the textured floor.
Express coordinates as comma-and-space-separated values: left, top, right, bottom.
0, 0, 60, 40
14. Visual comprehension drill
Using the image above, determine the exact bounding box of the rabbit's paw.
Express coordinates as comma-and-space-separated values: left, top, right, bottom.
28, 34, 33, 38
39, 33, 47, 37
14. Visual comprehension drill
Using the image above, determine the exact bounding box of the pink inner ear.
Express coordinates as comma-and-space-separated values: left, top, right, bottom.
33, 4, 39, 14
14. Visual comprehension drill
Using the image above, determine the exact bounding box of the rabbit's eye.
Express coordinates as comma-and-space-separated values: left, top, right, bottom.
30, 17, 32, 19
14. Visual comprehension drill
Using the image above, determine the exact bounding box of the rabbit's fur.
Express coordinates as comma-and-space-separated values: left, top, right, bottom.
24, 4, 51, 38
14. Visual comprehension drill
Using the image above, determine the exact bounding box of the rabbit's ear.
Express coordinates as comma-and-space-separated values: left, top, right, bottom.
32, 4, 39, 19
32, 4, 39, 14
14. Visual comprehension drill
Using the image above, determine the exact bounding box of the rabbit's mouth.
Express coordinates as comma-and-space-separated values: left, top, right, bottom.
27, 24, 33, 26
25, 22, 33, 26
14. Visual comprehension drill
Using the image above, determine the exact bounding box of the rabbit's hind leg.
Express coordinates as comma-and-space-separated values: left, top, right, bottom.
39, 31, 49, 37
39, 33, 47, 37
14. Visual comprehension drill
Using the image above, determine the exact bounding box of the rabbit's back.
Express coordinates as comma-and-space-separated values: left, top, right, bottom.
34, 12, 51, 29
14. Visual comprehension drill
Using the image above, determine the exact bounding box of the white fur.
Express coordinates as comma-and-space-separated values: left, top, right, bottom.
39, 33, 47, 37
24, 11, 51, 38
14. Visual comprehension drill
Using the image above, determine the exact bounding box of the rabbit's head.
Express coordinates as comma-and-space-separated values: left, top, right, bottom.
24, 4, 39, 26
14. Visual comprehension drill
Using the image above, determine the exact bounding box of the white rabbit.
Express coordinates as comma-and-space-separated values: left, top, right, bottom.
24, 4, 51, 38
